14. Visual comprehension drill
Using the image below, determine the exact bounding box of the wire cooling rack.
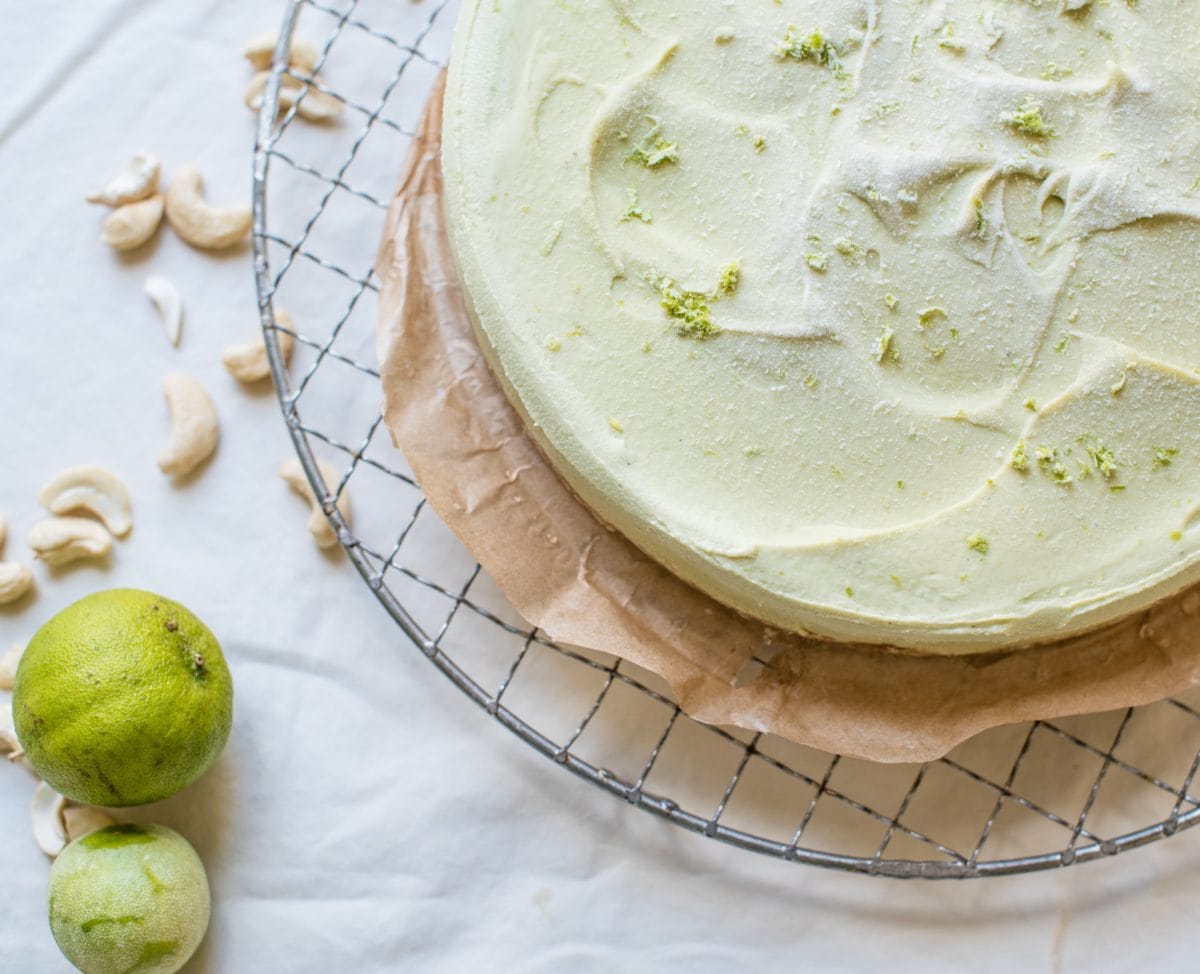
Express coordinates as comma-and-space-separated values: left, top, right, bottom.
250, 0, 1200, 878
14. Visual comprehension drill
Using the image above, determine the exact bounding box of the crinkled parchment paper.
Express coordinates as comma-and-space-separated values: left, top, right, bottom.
375, 74, 1200, 763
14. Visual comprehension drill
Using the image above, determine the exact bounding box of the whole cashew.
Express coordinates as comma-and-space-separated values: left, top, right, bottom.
291, 83, 344, 124
159, 374, 219, 478
244, 70, 302, 112
30, 787, 114, 854
244, 30, 318, 74
245, 71, 343, 123
281, 457, 351, 549
0, 702, 25, 763
63, 805, 116, 843
86, 151, 160, 207
0, 643, 24, 690
0, 703, 29, 768
100, 194, 164, 251
31, 782, 67, 858
164, 165, 252, 251
0, 563, 34, 605
28, 518, 112, 568
0, 514, 30, 602
39, 465, 133, 537
223, 310, 295, 383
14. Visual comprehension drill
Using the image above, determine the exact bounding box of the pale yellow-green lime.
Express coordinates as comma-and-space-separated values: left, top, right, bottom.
13, 589, 233, 807
48, 823, 211, 974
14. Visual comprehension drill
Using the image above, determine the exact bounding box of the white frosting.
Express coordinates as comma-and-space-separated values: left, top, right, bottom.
443, 0, 1200, 653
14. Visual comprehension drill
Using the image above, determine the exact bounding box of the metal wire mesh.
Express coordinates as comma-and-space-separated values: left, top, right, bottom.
250, 0, 1200, 878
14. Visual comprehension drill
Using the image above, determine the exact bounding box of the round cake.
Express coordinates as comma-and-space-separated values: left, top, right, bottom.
442, 0, 1200, 653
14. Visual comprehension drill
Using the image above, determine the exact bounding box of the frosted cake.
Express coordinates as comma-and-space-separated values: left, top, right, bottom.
442, 0, 1200, 653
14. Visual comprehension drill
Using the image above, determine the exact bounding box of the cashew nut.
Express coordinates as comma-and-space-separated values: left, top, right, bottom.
0, 563, 34, 605
39, 465, 133, 537
244, 30, 318, 74
29, 785, 108, 854
292, 84, 344, 123
0, 643, 24, 690
28, 518, 112, 568
63, 804, 116, 843
159, 374, 219, 478
0, 517, 29, 602
223, 310, 295, 383
244, 29, 283, 69
86, 151, 161, 207
32, 781, 67, 858
100, 194, 164, 251
281, 457, 351, 549
145, 275, 184, 347
164, 165, 252, 251
244, 70, 302, 112
0, 703, 29, 768
245, 70, 344, 123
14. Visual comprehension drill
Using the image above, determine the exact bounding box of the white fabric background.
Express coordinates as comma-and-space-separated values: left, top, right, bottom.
4, 2, 1200, 971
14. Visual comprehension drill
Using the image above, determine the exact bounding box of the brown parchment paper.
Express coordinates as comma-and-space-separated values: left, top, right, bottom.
374, 73, 1200, 763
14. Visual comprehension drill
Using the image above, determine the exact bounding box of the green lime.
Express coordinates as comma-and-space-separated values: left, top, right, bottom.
13, 589, 233, 807
49, 823, 210, 974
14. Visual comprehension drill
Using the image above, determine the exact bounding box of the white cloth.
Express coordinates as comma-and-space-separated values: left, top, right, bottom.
3, 2, 1200, 971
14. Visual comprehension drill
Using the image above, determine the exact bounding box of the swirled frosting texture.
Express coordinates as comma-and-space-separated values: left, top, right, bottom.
443, 0, 1200, 653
